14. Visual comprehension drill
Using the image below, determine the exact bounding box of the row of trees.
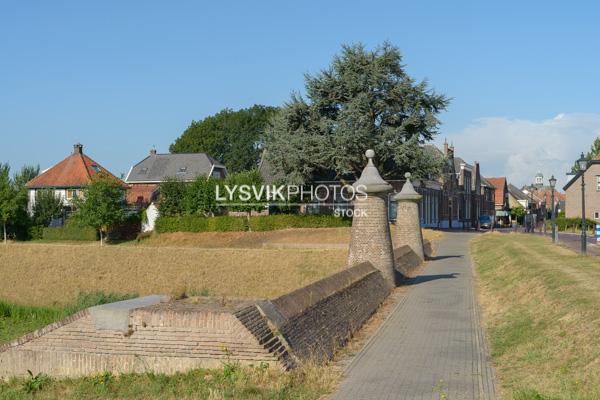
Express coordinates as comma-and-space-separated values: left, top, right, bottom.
158, 170, 265, 221
170, 42, 449, 184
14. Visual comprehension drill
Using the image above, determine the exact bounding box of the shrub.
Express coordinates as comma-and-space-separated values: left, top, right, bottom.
546, 217, 596, 232
155, 214, 351, 233
155, 215, 248, 233
42, 225, 98, 241
248, 214, 351, 231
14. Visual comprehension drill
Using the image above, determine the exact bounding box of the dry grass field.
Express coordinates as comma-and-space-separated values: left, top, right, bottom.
0, 227, 441, 307
134, 226, 442, 248
0, 244, 346, 307
471, 233, 599, 400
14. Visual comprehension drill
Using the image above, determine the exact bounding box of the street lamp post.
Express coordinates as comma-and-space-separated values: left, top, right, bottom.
578, 153, 588, 255
549, 175, 557, 243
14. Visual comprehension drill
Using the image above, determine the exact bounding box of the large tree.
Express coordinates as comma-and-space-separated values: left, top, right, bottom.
264, 42, 449, 184
571, 137, 600, 174
33, 190, 63, 226
73, 173, 125, 246
0, 164, 19, 243
170, 105, 278, 173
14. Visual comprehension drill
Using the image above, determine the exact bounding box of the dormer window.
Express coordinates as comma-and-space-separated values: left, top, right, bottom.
178, 166, 187, 173
91, 165, 101, 173
140, 167, 148, 174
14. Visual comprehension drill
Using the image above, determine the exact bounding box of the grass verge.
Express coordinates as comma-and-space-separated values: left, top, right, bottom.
0, 292, 136, 345
0, 361, 338, 400
471, 233, 599, 400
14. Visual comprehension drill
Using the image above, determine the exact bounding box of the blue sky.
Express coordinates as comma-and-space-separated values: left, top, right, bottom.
1, 0, 599, 187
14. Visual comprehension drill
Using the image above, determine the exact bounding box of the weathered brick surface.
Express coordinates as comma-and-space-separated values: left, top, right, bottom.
348, 194, 396, 285
394, 200, 425, 261
0, 301, 280, 378
268, 263, 390, 362
234, 305, 295, 369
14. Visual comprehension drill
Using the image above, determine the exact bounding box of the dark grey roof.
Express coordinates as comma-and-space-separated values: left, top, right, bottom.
508, 184, 529, 201
125, 153, 226, 183
480, 177, 494, 187
258, 149, 285, 185
453, 157, 473, 171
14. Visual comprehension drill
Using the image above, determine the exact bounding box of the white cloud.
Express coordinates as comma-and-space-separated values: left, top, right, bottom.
440, 113, 600, 190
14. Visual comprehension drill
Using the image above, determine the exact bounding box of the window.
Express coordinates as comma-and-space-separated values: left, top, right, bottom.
91, 164, 101, 173
595, 212, 600, 220
596, 176, 600, 191
66, 189, 78, 200
140, 167, 148, 174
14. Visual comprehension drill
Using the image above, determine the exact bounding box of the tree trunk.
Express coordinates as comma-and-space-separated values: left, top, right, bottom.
247, 211, 252, 232
99, 229, 103, 246
3, 222, 6, 244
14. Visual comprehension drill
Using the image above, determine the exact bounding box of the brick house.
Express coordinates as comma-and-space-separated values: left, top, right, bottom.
563, 157, 600, 220
25, 143, 122, 215
486, 177, 510, 225
124, 149, 228, 207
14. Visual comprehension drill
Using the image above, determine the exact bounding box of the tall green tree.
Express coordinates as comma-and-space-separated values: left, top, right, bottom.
219, 170, 266, 228
158, 177, 187, 216
184, 176, 219, 216
571, 137, 600, 173
33, 189, 64, 226
73, 174, 125, 246
0, 164, 19, 243
170, 105, 278, 173
13, 165, 40, 188
264, 42, 449, 184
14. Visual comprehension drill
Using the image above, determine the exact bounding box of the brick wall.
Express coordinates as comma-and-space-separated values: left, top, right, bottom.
0, 301, 280, 378
256, 262, 390, 362
565, 163, 600, 220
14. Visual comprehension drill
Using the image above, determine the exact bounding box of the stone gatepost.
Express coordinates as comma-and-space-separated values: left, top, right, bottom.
393, 172, 424, 261
347, 149, 396, 286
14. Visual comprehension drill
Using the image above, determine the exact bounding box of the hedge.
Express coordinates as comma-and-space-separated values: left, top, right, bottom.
249, 214, 351, 231
42, 225, 98, 241
545, 217, 596, 232
155, 214, 351, 233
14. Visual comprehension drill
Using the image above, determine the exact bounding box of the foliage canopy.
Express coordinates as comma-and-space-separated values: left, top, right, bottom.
264, 42, 449, 184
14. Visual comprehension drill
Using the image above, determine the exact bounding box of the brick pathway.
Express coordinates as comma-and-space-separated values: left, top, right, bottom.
333, 232, 496, 399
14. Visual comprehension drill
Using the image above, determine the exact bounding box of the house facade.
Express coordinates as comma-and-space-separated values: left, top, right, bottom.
25, 143, 122, 215
486, 177, 510, 225
563, 157, 600, 220
125, 149, 228, 207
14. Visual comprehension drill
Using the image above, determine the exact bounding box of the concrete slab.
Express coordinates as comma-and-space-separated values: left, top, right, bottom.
89, 295, 169, 331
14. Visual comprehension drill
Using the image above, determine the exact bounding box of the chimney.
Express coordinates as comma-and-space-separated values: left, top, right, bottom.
443, 138, 448, 155
73, 143, 83, 154
150, 148, 157, 156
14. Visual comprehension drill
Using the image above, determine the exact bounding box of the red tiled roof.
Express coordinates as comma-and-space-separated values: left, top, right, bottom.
26, 149, 121, 189
486, 177, 506, 205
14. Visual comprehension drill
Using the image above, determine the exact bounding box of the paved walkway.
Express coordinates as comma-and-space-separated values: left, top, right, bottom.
333, 232, 496, 400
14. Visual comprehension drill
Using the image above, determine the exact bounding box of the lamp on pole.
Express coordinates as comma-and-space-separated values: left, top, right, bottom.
549, 175, 557, 243
578, 152, 588, 254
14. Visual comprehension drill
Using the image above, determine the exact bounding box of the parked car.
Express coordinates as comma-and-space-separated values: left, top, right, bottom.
479, 215, 493, 229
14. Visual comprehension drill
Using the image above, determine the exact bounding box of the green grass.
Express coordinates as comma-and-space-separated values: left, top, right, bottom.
0, 361, 337, 399
471, 233, 599, 400
0, 292, 136, 345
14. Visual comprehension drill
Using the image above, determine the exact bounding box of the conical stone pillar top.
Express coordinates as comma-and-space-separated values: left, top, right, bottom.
352, 149, 393, 194
348, 150, 396, 286
393, 172, 425, 263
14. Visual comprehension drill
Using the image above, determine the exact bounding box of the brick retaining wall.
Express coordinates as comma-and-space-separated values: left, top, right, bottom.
1, 263, 393, 377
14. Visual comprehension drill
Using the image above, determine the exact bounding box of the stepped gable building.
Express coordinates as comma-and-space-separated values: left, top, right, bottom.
25, 143, 122, 214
